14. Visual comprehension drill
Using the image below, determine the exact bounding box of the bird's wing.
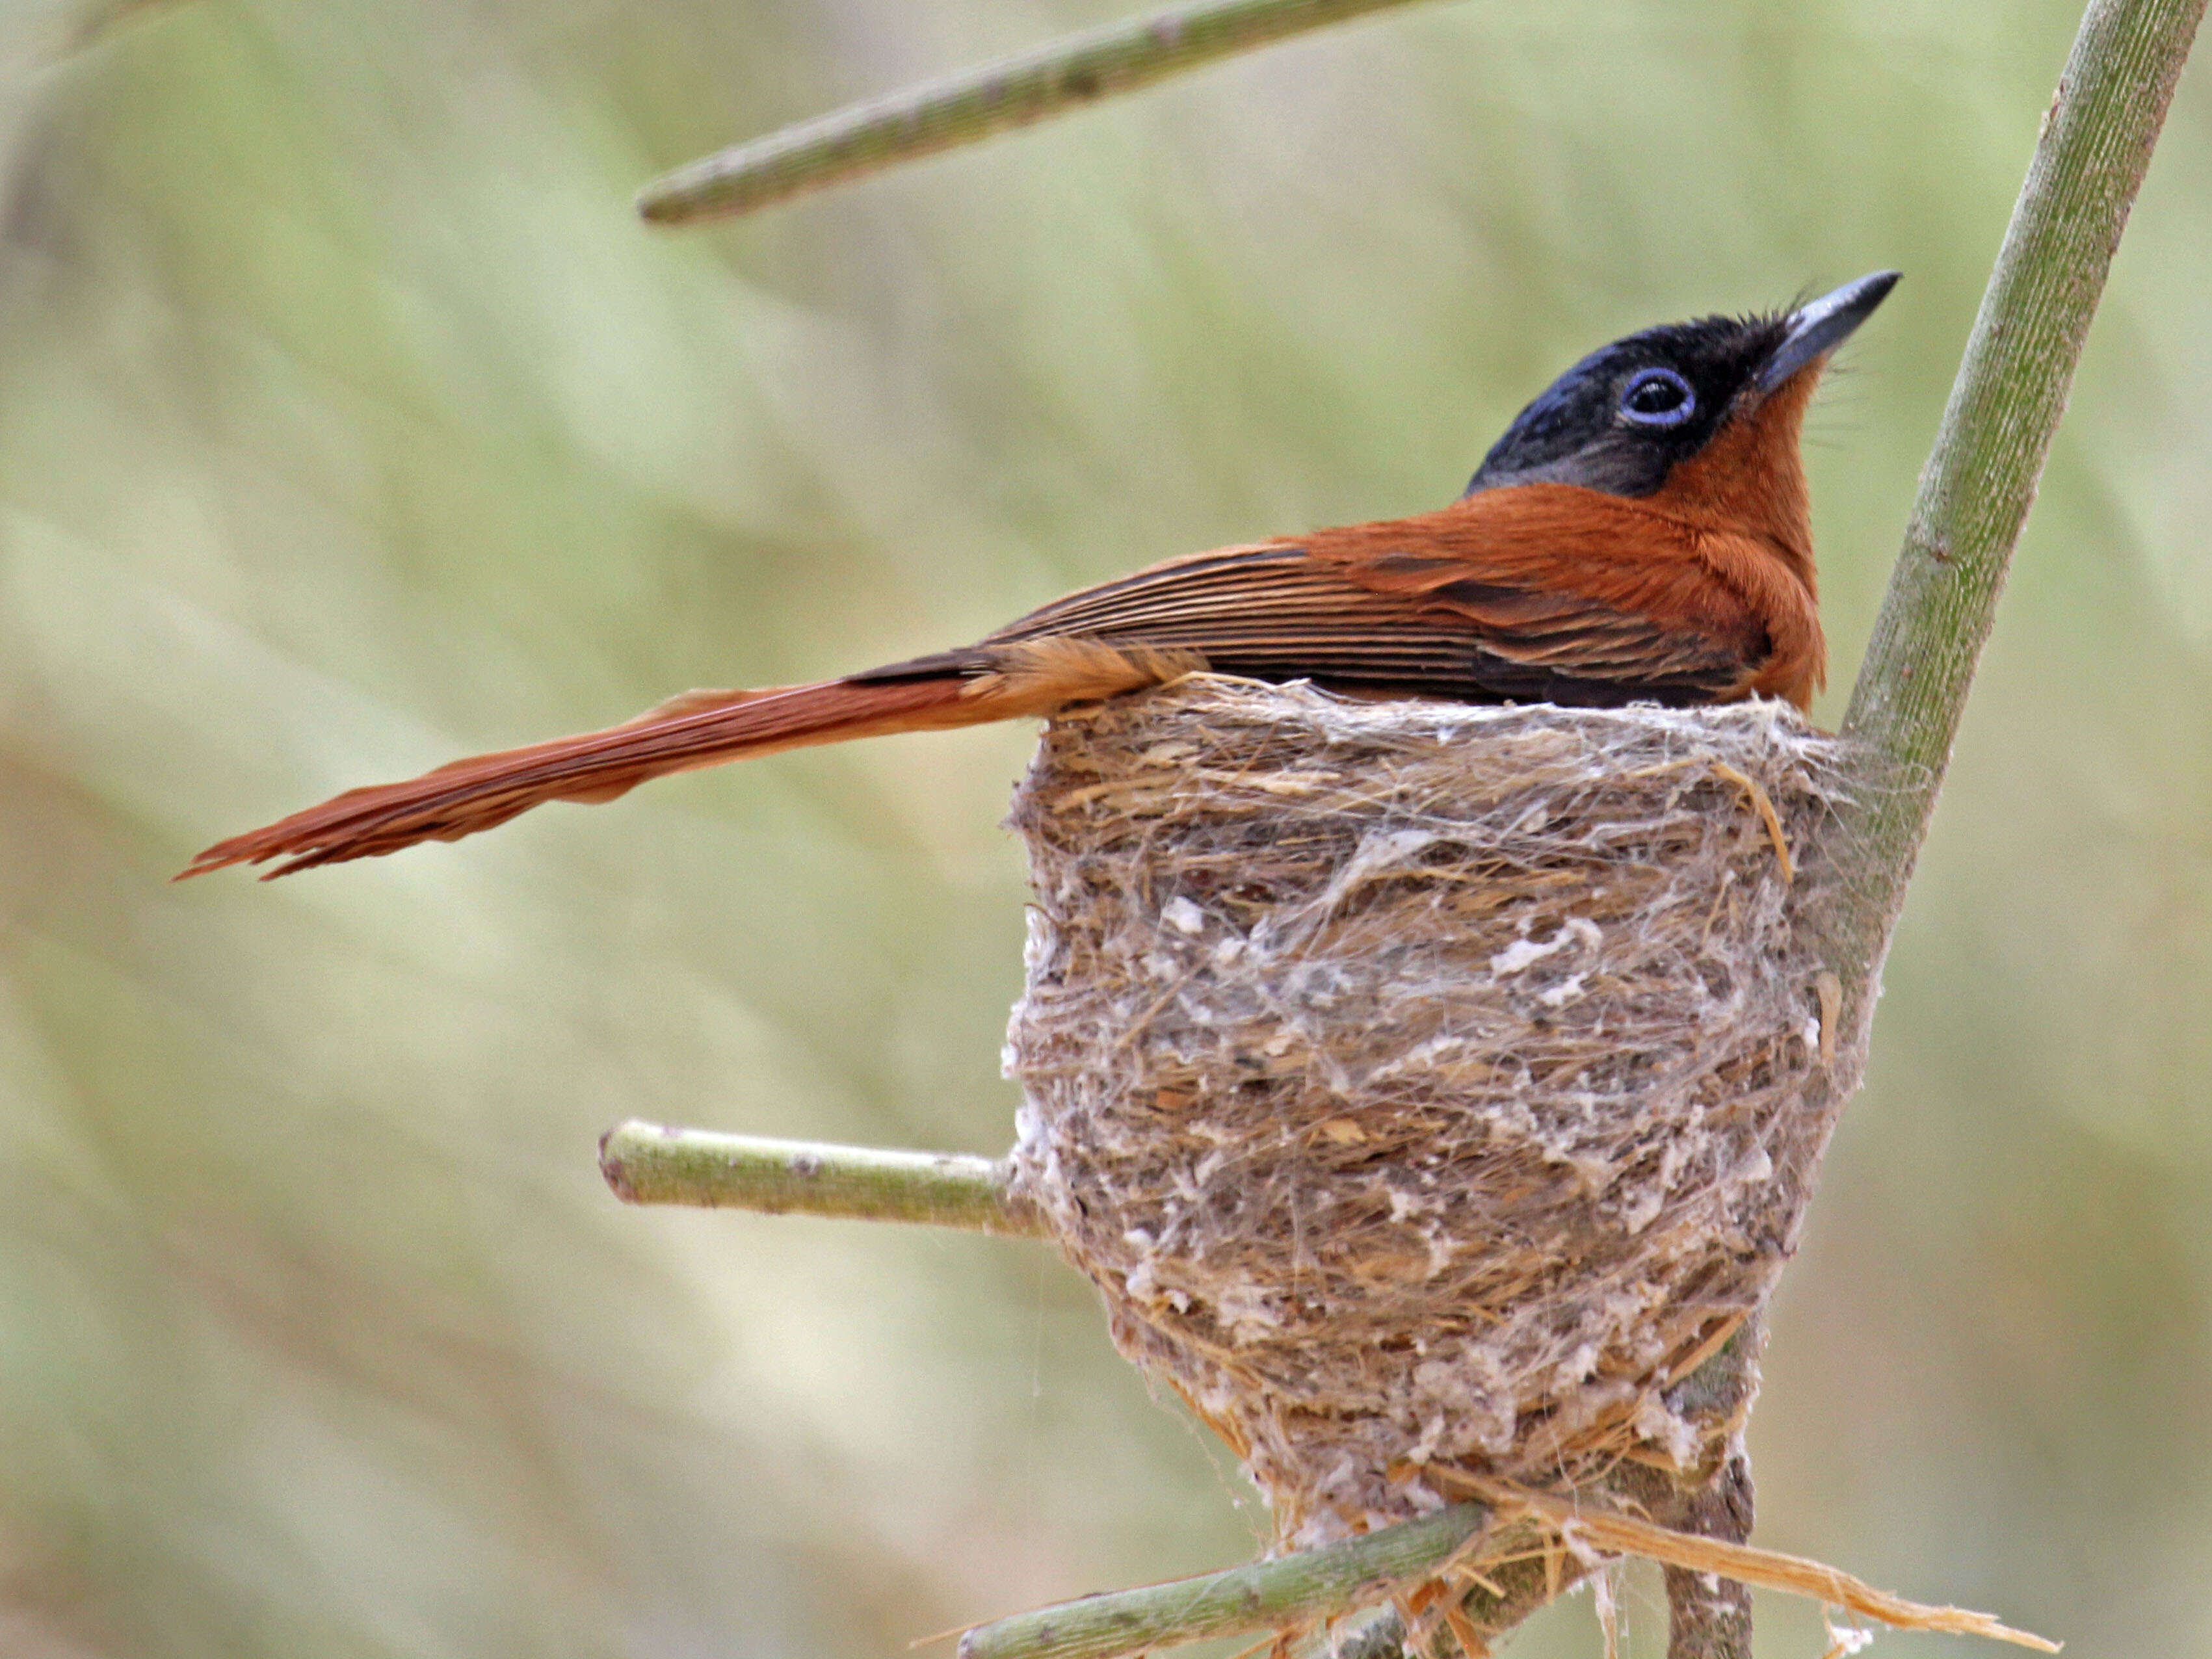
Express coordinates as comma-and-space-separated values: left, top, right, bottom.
880, 488, 1768, 707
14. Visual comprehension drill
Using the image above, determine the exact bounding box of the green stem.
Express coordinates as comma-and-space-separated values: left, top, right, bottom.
955, 1502, 1490, 1659
598, 1121, 1042, 1236
1823, 0, 2206, 1015
636, 0, 1444, 224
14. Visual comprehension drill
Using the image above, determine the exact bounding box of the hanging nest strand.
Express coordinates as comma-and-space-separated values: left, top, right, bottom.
1003, 675, 1866, 1554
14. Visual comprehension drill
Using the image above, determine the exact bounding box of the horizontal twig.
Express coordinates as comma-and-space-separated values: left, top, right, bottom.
955, 1500, 1490, 1659
598, 1120, 1044, 1236
637, 0, 1443, 224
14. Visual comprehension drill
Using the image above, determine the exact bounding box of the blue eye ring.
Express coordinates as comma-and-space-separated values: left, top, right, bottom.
1619, 367, 1697, 428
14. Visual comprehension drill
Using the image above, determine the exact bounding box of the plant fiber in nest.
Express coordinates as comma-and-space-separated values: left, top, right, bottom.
1003, 675, 1862, 1550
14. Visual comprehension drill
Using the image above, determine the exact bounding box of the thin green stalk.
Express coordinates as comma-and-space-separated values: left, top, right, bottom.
636, 0, 1443, 224
1822, 0, 2206, 1016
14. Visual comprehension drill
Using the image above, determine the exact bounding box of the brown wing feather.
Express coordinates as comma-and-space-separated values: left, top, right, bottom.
962, 490, 1769, 705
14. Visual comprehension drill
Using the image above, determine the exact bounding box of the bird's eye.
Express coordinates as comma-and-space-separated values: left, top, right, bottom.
1619, 367, 1696, 428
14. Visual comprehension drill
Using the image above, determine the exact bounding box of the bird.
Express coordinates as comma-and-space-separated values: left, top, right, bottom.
185, 271, 1898, 880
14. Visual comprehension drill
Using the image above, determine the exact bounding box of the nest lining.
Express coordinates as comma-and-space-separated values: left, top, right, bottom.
1002, 675, 1858, 1548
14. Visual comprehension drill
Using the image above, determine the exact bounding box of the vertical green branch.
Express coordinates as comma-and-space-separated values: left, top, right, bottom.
1823, 0, 2206, 1008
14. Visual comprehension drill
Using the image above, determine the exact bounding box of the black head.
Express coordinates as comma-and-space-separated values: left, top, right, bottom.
1464, 272, 1899, 499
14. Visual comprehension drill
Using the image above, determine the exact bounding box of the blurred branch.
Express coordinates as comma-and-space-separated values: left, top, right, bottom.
62, 0, 187, 52
1821, 0, 2204, 1019
598, 1120, 1043, 1236
955, 1501, 1490, 1659
636, 0, 1443, 224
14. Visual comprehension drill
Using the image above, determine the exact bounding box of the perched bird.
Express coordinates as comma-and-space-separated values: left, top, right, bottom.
186, 271, 1897, 880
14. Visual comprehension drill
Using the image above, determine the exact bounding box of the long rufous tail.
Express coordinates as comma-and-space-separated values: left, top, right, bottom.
183, 672, 993, 879
185, 633, 1197, 880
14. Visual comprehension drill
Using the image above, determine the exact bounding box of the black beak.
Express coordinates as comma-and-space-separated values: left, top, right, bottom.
1756, 270, 1901, 395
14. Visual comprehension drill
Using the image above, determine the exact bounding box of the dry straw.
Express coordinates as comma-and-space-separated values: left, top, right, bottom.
1445, 1475, 2057, 1652
1005, 675, 1863, 1550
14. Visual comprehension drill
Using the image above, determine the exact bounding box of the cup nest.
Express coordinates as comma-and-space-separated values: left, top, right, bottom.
1003, 675, 1860, 1548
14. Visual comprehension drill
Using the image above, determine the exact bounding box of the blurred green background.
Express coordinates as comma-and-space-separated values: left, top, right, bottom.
1, 1, 2206, 1654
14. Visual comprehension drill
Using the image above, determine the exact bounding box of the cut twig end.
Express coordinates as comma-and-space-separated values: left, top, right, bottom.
598, 1123, 640, 1203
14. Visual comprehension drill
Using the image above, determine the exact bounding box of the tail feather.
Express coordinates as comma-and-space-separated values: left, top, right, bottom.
183, 673, 980, 880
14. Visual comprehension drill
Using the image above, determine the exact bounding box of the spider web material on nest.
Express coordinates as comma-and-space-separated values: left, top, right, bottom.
1003, 675, 1865, 1550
